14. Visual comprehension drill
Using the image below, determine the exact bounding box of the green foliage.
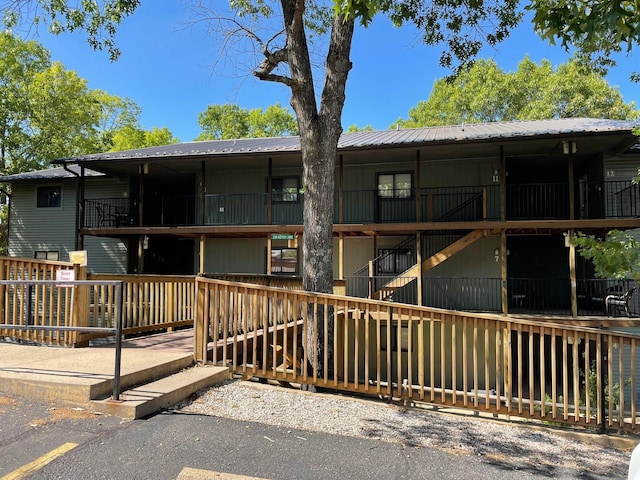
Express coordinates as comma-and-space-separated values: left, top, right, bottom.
528, 0, 640, 80
585, 361, 630, 409
109, 125, 178, 151
2, 0, 140, 61
395, 57, 639, 127
346, 124, 374, 132
378, 0, 522, 72
195, 103, 298, 141
0, 31, 177, 170
573, 230, 640, 281
0, 31, 102, 173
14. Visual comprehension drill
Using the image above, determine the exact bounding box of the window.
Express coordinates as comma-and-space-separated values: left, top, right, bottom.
377, 248, 413, 274
36, 186, 61, 208
272, 177, 299, 203
377, 173, 412, 198
35, 251, 59, 261
271, 248, 298, 274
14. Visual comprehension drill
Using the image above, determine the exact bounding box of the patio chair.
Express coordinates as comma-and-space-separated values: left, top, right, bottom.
605, 286, 636, 317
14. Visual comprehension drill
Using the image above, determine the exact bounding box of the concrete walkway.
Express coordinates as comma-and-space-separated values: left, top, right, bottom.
0, 329, 228, 417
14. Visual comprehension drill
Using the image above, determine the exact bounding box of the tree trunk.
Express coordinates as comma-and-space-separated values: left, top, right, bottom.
280, 0, 354, 380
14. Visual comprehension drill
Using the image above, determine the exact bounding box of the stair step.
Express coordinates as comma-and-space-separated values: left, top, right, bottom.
89, 365, 229, 419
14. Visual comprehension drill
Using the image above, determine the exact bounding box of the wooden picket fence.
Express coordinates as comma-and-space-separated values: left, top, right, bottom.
0, 257, 195, 346
195, 276, 640, 432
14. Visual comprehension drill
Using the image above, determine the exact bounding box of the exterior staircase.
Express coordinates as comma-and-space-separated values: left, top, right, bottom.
371, 229, 490, 300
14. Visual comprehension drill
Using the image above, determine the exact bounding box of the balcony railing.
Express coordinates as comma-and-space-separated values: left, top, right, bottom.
84, 180, 640, 229
346, 275, 638, 317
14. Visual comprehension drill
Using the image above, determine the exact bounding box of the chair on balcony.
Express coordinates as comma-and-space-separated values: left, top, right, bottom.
605, 286, 636, 317
96, 204, 117, 227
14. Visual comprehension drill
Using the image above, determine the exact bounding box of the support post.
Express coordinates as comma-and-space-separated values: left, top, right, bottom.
199, 235, 205, 274
416, 232, 423, 306
338, 233, 344, 280
568, 141, 575, 220
267, 236, 272, 274
415, 150, 421, 222
339, 155, 344, 224
267, 158, 273, 225
569, 229, 577, 317
501, 230, 508, 315
499, 145, 506, 222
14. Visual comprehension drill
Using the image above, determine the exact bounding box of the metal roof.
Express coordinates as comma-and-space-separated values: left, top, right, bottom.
0, 165, 104, 182
55, 118, 638, 164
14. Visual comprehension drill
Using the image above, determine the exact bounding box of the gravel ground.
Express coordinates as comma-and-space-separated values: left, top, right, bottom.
179, 379, 636, 478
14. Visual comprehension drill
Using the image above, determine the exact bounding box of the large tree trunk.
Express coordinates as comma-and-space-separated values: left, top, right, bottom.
280, 0, 354, 380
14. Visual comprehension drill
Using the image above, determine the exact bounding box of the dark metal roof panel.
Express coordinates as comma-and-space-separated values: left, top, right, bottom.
54, 118, 637, 164
0, 165, 104, 182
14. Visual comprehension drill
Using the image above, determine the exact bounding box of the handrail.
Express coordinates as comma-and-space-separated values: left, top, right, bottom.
195, 277, 640, 432
0, 279, 124, 401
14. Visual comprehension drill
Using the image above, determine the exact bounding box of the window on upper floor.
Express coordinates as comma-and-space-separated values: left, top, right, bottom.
377, 173, 412, 198
271, 177, 299, 203
36, 186, 61, 208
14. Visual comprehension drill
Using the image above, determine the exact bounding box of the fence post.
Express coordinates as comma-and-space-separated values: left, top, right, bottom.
195, 278, 206, 363
71, 265, 90, 347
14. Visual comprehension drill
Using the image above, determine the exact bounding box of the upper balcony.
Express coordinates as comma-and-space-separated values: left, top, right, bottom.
82, 180, 640, 231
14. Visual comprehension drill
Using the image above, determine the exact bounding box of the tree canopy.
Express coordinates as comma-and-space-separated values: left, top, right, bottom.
195, 103, 298, 141
0, 31, 178, 173
529, 0, 640, 80
395, 57, 639, 128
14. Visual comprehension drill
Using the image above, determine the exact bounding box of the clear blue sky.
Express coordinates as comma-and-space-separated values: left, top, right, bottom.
31, 2, 639, 143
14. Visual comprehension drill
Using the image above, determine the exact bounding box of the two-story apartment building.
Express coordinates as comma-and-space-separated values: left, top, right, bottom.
3, 118, 639, 317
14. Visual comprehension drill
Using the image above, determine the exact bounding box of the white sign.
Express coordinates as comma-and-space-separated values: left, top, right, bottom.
56, 269, 75, 287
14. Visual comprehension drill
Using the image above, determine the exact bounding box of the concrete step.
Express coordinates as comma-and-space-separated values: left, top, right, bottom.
90, 365, 229, 419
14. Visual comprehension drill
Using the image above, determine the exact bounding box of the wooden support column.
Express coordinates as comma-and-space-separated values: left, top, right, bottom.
339, 155, 344, 224
501, 230, 508, 315
568, 141, 575, 220
267, 158, 273, 225
137, 236, 144, 274
568, 229, 577, 317
77, 166, 86, 250
137, 164, 145, 272
416, 232, 423, 306
200, 160, 206, 226
338, 233, 344, 280
267, 235, 272, 274
415, 150, 421, 222
499, 145, 506, 222
199, 235, 205, 274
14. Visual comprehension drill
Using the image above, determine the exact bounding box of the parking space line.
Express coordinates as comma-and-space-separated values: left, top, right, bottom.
1, 442, 78, 480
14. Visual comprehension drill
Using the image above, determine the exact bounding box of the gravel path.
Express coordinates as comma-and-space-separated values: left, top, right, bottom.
179, 379, 635, 478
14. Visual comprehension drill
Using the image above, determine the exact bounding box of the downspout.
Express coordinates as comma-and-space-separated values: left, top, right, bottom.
62, 163, 82, 251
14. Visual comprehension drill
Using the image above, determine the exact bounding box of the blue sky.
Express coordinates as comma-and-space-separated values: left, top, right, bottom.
31, 2, 639, 142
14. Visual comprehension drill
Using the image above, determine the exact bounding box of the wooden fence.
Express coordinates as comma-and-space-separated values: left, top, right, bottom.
0, 257, 195, 346
195, 276, 640, 432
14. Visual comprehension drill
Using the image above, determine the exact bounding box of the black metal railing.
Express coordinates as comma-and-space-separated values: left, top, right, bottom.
506, 183, 569, 220
85, 198, 133, 228
83, 180, 640, 229
0, 279, 124, 400
423, 277, 502, 312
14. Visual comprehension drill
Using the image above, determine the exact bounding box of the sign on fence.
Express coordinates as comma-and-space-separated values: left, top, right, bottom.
56, 269, 75, 287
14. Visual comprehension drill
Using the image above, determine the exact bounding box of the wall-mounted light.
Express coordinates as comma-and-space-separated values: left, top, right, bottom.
492, 169, 499, 183
494, 248, 500, 262
143, 235, 149, 250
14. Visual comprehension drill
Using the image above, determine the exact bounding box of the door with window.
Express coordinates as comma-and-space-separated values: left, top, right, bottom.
271, 176, 303, 224
377, 173, 415, 223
